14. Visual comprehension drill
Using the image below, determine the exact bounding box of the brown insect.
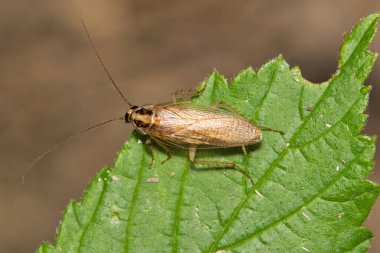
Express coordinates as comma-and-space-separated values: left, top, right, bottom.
126, 101, 267, 182
22, 21, 283, 184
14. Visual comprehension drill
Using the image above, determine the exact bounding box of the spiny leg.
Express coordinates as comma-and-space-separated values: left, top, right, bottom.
171, 88, 198, 103
145, 138, 155, 168
242, 145, 247, 156
189, 146, 254, 185
258, 126, 284, 135
151, 137, 172, 164
212, 100, 239, 112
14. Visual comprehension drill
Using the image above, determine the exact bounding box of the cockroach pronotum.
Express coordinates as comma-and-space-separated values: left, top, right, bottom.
22, 21, 283, 184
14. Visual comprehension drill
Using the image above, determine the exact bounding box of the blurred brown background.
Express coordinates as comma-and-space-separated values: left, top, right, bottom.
0, 1, 379, 252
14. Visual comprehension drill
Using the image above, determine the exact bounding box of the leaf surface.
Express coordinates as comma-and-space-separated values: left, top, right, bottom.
37, 14, 380, 253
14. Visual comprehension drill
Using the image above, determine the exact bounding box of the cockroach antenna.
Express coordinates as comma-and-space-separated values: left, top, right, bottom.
22, 116, 124, 184
22, 21, 132, 184
23, 20, 286, 186
80, 19, 132, 106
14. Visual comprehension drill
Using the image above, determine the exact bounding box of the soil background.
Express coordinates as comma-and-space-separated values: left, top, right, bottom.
0, 1, 379, 252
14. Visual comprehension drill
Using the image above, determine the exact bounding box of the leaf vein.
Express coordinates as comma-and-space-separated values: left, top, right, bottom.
77, 178, 108, 253
253, 66, 278, 121
298, 85, 305, 120
207, 54, 367, 251
222, 152, 366, 250
124, 154, 146, 253
172, 164, 189, 253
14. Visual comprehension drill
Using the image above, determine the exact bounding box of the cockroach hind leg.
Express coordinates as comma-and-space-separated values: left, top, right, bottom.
192, 159, 254, 186
258, 126, 285, 135
171, 88, 197, 103
212, 100, 238, 113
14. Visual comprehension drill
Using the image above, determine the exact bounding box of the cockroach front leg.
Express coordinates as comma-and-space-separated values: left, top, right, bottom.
150, 137, 172, 164
145, 138, 155, 168
189, 146, 254, 185
145, 138, 172, 166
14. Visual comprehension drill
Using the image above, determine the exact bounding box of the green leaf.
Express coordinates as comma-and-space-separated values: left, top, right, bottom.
37, 14, 379, 253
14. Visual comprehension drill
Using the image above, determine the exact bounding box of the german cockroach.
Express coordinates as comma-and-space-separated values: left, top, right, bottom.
22, 21, 283, 184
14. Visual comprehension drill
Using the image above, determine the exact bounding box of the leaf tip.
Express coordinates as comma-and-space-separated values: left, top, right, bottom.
35, 242, 54, 253
339, 13, 380, 67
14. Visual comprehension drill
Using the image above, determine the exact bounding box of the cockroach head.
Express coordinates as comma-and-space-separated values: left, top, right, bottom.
125, 105, 139, 123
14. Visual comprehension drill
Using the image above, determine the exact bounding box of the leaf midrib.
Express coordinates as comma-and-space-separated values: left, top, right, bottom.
222, 140, 367, 250
205, 19, 374, 251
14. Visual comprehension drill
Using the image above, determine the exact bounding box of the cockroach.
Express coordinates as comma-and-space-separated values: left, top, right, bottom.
22, 21, 283, 184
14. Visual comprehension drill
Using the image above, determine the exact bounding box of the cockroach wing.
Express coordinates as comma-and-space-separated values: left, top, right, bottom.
146, 103, 262, 148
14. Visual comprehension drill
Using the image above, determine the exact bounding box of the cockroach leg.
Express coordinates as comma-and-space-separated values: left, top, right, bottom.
193, 160, 254, 186
151, 138, 172, 164
171, 88, 197, 103
257, 126, 284, 135
189, 145, 197, 162
161, 153, 172, 164
212, 100, 238, 113
189, 146, 254, 185
171, 92, 178, 104
145, 138, 155, 168
242, 145, 247, 156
